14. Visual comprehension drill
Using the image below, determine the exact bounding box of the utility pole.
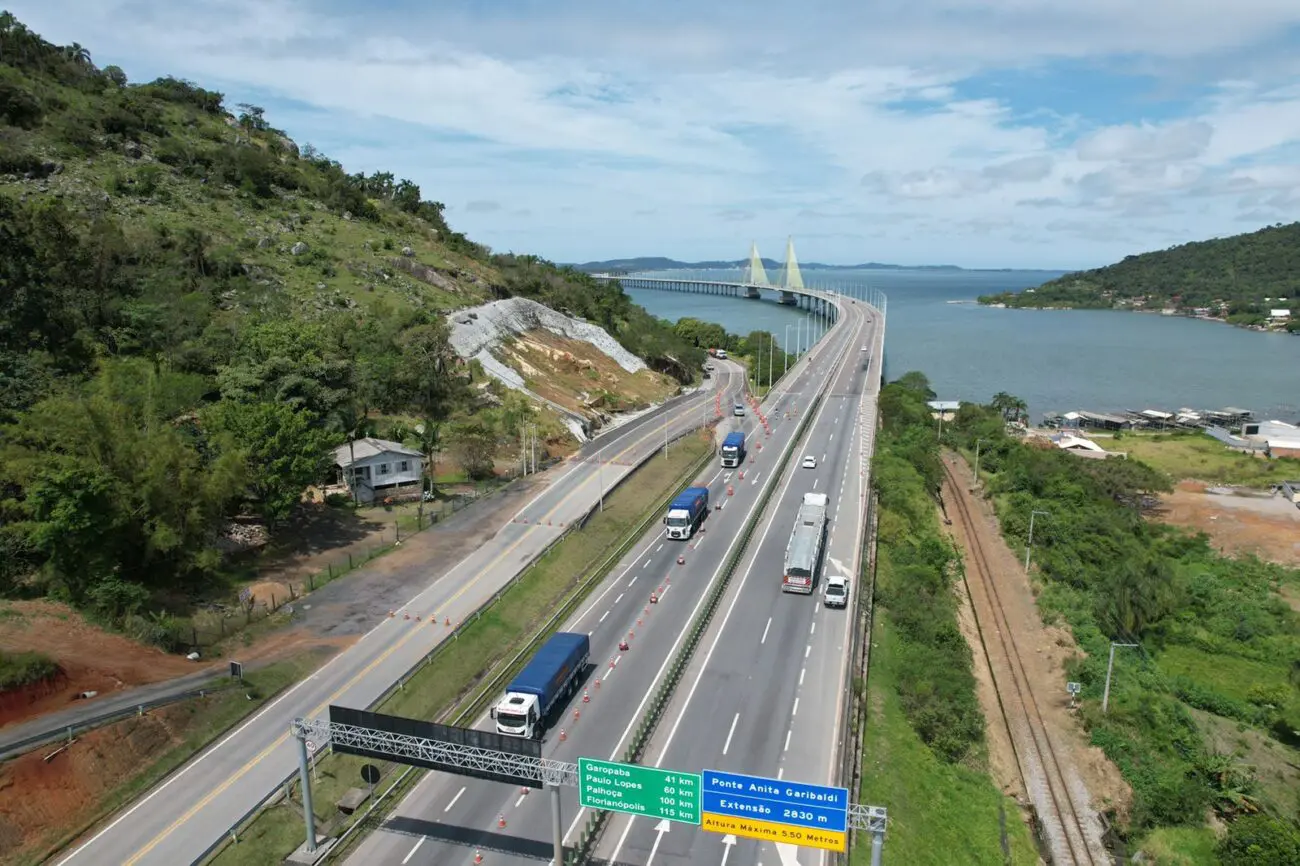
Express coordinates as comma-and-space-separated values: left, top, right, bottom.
295, 733, 316, 853
597, 445, 604, 512
663, 411, 668, 459
1102, 642, 1138, 713
1025, 509, 1049, 572
783, 324, 793, 376
768, 332, 774, 389
550, 784, 564, 866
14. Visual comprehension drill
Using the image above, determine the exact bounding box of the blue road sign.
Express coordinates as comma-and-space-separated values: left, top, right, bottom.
702, 769, 848, 834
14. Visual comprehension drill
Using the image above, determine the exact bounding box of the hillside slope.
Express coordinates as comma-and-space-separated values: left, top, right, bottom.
978, 222, 1300, 328
0, 15, 704, 631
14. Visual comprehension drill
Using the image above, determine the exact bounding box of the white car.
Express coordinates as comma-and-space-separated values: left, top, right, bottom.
802, 455, 816, 469
861, 345, 868, 351
824, 575, 848, 608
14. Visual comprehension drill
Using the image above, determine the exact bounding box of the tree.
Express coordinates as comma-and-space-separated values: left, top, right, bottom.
990, 391, 1027, 423
395, 321, 463, 419
450, 419, 497, 480
1218, 815, 1300, 865
102, 64, 127, 87
413, 419, 441, 523
236, 102, 267, 131
209, 401, 335, 527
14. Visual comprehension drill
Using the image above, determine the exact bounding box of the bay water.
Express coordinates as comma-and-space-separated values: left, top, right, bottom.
626, 269, 1300, 424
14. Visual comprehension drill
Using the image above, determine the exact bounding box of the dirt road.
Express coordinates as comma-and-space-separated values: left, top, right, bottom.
941, 452, 1126, 865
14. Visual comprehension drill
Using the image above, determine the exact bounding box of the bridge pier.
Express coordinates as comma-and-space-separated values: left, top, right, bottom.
745, 286, 761, 299
779, 290, 798, 306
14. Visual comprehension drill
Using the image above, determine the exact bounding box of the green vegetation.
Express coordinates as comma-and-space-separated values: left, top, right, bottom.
17, 654, 320, 866
1103, 430, 1300, 487
0, 15, 704, 640
671, 318, 794, 387
0, 649, 57, 691
947, 397, 1300, 861
207, 433, 713, 865
978, 221, 1300, 327
856, 372, 1036, 863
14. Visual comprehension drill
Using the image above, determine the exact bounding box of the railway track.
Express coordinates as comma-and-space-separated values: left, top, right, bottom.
941, 458, 1103, 866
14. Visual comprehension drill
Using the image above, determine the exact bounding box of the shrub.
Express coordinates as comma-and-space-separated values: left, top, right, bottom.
0, 650, 60, 692
1218, 814, 1300, 865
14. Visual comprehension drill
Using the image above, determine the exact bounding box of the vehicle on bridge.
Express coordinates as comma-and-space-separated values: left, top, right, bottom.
783, 492, 828, 594
491, 631, 590, 739
733, 402, 746, 417
664, 486, 709, 540
720, 431, 746, 468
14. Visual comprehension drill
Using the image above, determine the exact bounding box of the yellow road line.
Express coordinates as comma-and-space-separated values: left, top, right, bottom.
119, 380, 733, 865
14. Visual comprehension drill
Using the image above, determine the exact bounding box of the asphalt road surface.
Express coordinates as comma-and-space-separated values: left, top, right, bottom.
53, 363, 745, 866
600, 301, 881, 866
343, 299, 878, 866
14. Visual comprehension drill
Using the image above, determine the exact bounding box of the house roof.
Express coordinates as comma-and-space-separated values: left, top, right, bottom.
926, 400, 961, 411
335, 437, 423, 467
1267, 438, 1300, 451
1054, 434, 1106, 453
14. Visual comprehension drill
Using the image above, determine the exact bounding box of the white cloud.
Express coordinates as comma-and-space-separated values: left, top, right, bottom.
5, 0, 1300, 268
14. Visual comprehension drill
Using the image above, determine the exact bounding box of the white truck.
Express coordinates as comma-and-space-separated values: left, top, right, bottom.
783, 492, 828, 594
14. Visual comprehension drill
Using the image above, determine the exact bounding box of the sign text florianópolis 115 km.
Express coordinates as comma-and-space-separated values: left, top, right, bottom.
700, 769, 849, 852
578, 758, 701, 824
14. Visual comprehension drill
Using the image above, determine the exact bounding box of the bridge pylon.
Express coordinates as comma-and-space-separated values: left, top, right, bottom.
779, 236, 804, 290
742, 241, 770, 287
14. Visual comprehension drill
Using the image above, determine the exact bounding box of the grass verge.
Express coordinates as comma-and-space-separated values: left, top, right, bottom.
855, 619, 1039, 865
205, 432, 714, 866
11, 655, 322, 866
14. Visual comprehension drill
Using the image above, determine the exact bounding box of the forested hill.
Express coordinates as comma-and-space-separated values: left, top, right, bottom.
977, 221, 1300, 327
0, 14, 703, 626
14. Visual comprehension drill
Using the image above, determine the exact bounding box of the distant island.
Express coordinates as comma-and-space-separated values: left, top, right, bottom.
569, 256, 999, 273
978, 222, 1300, 333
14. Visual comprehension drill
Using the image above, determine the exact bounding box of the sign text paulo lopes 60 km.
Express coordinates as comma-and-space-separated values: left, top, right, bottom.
578, 758, 701, 824
701, 769, 848, 852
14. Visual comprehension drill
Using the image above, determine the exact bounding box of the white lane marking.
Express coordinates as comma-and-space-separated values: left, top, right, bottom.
805, 644, 811, 659
657, 543, 663, 552
445, 786, 465, 812
813, 478, 818, 490
761, 617, 772, 644
644, 559, 651, 568
784, 730, 792, 752
628, 574, 638, 587
778, 767, 784, 780
810, 621, 816, 635
603, 660, 618, 683
792, 698, 799, 717
401, 837, 425, 864
814, 602, 820, 614
830, 434, 835, 441
599, 610, 609, 623
515, 793, 527, 808
799, 667, 806, 686
615, 592, 624, 604
723, 713, 740, 755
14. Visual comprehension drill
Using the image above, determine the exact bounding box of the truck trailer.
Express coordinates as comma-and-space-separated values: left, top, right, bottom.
720, 431, 746, 468
664, 486, 709, 540
491, 632, 590, 739
783, 492, 828, 594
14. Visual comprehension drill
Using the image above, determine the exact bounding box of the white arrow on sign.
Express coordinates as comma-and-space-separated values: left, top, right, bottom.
827, 555, 848, 576
776, 841, 801, 866
720, 834, 737, 866
646, 819, 671, 865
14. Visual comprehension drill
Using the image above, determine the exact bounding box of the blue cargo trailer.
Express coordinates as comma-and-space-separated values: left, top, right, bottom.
664, 486, 709, 540
720, 431, 746, 468
491, 632, 590, 738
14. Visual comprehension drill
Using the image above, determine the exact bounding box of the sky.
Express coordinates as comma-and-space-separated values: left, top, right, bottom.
9, 1, 1300, 269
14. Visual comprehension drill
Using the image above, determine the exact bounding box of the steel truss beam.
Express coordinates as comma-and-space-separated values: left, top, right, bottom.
291, 717, 887, 831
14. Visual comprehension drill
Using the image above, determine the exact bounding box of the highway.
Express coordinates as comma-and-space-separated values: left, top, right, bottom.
52, 363, 746, 866
344, 298, 877, 866
599, 299, 878, 866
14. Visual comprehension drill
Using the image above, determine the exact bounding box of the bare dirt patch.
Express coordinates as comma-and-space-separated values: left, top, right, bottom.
0, 601, 197, 729
1151, 480, 1300, 566
943, 454, 1132, 851
498, 330, 676, 419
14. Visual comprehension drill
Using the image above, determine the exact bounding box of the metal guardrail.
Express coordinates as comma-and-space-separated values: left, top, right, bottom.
197, 416, 718, 866
0, 680, 237, 762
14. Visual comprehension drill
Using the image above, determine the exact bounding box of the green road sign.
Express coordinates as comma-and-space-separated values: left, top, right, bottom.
578, 758, 701, 824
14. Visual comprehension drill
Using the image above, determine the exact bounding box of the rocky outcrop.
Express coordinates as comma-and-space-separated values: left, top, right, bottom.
448, 298, 645, 373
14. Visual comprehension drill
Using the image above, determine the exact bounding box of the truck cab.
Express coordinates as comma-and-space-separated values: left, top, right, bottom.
492, 693, 541, 738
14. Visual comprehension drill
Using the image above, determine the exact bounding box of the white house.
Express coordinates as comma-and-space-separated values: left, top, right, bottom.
1269, 308, 1291, 321
334, 437, 424, 503
1243, 419, 1300, 442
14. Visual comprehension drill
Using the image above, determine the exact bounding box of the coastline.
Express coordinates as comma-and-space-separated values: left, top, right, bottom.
975, 300, 1298, 335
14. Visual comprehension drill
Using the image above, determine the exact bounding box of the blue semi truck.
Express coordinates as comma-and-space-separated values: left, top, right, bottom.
664, 486, 709, 540
491, 632, 590, 739
720, 431, 746, 468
